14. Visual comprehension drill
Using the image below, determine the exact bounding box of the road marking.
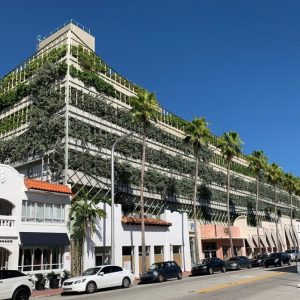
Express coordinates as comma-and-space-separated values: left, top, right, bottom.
196, 272, 285, 294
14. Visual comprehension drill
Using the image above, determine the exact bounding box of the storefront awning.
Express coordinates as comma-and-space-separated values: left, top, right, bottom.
289, 226, 298, 248
246, 236, 255, 249
260, 235, 269, 248
271, 230, 278, 248
265, 230, 275, 248
20, 232, 70, 246
292, 226, 300, 248
252, 235, 259, 248
284, 225, 294, 248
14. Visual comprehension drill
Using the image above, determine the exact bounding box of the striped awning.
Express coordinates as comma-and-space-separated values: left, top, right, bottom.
246, 236, 255, 249
260, 235, 269, 248
284, 225, 294, 248
265, 230, 275, 248
292, 226, 300, 248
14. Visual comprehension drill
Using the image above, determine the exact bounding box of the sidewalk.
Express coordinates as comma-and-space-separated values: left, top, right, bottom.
31, 272, 191, 298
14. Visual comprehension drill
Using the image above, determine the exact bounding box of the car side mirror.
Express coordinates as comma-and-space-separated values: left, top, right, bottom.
98, 272, 104, 276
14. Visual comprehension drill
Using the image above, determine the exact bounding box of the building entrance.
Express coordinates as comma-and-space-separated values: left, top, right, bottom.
0, 247, 10, 270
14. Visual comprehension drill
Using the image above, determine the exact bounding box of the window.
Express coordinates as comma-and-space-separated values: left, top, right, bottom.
101, 266, 111, 274
18, 246, 63, 272
111, 266, 122, 272
21, 201, 65, 223
139, 246, 150, 256
173, 246, 181, 254
122, 247, 133, 256
154, 246, 163, 255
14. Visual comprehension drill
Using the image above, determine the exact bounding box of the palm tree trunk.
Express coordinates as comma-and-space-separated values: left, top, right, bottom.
256, 175, 262, 256
140, 128, 147, 274
227, 162, 234, 257
274, 185, 280, 252
290, 192, 295, 249
193, 155, 200, 263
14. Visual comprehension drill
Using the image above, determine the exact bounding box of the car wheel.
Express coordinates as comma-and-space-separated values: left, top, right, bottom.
222, 266, 226, 273
86, 281, 97, 294
208, 268, 213, 275
288, 260, 291, 266
177, 272, 183, 280
122, 277, 131, 288
158, 274, 164, 283
247, 264, 252, 269
12, 287, 30, 300
238, 264, 241, 270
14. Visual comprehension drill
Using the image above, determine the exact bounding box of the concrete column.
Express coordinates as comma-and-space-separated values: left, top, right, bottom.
134, 245, 139, 277
241, 239, 246, 256
150, 245, 155, 265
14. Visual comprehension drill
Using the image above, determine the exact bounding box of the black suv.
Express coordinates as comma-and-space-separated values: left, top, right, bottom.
191, 257, 226, 275
264, 252, 291, 267
140, 261, 182, 283
226, 256, 252, 270
251, 253, 270, 267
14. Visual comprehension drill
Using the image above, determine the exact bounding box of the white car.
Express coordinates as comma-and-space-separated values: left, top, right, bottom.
0, 270, 32, 300
62, 265, 134, 294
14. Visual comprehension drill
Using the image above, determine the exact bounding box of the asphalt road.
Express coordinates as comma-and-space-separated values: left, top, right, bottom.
45, 265, 300, 300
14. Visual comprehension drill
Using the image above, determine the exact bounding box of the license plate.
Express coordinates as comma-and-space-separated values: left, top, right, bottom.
63, 288, 72, 291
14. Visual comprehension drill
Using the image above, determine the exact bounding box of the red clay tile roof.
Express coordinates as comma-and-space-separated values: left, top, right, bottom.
122, 216, 172, 227
24, 178, 72, 195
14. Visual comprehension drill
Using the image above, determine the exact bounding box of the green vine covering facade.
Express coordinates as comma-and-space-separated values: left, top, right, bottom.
0, 26, 300, 224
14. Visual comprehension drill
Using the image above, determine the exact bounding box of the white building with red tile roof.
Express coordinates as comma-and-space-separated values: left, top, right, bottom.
0, 164, 71, 274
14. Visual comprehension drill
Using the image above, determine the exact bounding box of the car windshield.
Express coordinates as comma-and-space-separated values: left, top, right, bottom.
197, 259, 210, 264
149, 263, 164, 270
81, 268, 101, 276
286, 250, 295, 254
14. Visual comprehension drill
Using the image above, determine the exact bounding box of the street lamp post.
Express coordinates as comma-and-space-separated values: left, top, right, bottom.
111, 132, 133, 265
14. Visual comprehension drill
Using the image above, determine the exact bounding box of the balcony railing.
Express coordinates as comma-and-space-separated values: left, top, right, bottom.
0, 216, 15, 227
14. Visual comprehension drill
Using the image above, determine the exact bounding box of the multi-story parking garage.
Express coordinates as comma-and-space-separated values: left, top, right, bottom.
0, 20, 300, 275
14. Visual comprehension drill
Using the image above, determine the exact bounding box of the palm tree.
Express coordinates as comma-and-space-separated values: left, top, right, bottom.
217, 131, 243, 258
266, 163, 283, 252
184, 117, 212, 264
70, 190, 106, 275
283, 172, 297, 249
130, 90, 160, 273
248, 150, 268, 256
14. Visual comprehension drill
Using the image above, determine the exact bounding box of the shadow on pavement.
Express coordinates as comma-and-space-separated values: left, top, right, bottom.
265, 264, 298, 274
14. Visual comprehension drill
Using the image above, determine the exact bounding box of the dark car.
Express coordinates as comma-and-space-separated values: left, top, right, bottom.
251, 253, 270, 267
264, 252, 291, 267
139, 261, 182, 283
191, 257, 226, 275
226, 256, 252, 271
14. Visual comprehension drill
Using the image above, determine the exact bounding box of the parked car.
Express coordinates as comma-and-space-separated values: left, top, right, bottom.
139, 261, 182, 283
0, 270, 32, 300
264, 252, 291, 267
226, 256, 252, 271
251, 253, 270, 267
62, 265, 134, 294
191, 257, 226, 275
285, 249, 299, 262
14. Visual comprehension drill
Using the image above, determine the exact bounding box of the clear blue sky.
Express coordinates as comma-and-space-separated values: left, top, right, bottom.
1, 1, 300, 176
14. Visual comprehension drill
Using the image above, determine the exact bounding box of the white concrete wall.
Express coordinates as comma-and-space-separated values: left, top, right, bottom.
83, 203, 191, 277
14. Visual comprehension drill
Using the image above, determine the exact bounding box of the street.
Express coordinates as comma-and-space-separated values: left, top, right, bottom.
42, 265, 300, 300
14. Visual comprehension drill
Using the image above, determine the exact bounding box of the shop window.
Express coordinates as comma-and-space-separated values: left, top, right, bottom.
122, 247, 133, 256
154, 246, 164, 255
139, 246, 150, 256
18, 246, 63, 272
173, 246, 181, 254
